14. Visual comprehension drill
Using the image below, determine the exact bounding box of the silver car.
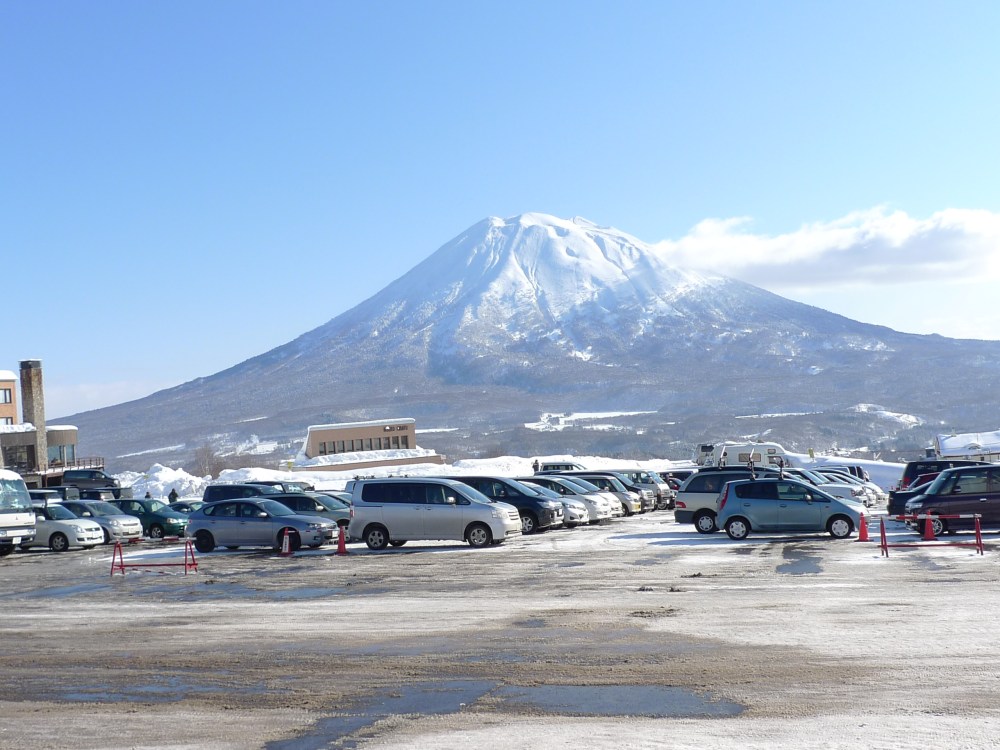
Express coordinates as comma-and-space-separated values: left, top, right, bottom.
185, 498, 336, 553
61, 500, 144, 544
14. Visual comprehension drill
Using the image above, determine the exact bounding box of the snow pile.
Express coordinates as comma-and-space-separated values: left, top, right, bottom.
118, 463, 211, 500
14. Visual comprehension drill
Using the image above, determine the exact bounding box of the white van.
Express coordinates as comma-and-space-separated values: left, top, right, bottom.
348, 477, 522, 550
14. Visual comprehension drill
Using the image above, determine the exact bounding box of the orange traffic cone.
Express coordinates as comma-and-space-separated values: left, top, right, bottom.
279, 528, 293, 557
923, 515, 936, 542
857, 513, 869, 542
336, 525, 348, 556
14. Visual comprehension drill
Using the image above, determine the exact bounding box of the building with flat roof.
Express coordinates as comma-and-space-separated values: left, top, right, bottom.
294, 418, 444, 473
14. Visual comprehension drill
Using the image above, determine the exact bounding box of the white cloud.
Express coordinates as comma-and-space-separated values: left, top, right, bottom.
655, 207, 1000, 293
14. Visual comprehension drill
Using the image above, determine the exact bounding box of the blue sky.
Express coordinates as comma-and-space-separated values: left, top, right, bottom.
4, 1, 1000, 417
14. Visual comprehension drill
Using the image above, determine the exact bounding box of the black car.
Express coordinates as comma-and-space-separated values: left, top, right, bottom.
897, 459, 986, 491
201, 483, 285, 503
441, 476, 564, 534
62, 469, 119, 490
904, 464, 1000, 536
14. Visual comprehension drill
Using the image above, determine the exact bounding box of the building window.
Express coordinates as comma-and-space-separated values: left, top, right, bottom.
364, 438, 373, 451
0, 417, 12, 425
391, 436, 400, 449
318, 442, 327, 456
337, 440, 345, 453
401, 436, 409, 449
0, 388, 11, 404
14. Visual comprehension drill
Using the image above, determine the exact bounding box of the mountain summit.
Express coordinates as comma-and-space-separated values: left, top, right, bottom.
64, 213, 1000, 470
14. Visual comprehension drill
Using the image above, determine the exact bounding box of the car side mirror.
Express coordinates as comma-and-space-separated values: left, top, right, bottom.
257, 511, 269, 518
445, 495, 457, 505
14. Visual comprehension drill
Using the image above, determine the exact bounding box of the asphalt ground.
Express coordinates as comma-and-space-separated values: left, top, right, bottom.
2, 511, 998, 749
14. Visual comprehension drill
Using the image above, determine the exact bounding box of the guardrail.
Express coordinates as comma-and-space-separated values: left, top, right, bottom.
874, 513, 984, 557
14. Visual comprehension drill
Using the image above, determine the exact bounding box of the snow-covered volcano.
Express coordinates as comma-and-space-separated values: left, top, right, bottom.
63, 213, 1000, 470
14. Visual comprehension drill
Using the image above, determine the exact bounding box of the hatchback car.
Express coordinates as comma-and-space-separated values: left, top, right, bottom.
169, 500, 205, 514
22, 503, 104, 552
266, 492, 352, 527
185, 498, 337, 553
60, 500, 144, 544
109, 498, 189, 539
517, 476, 614, 523
716, 478, 863, 540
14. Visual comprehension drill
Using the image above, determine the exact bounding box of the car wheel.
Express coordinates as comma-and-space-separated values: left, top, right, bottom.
364, 525, 389, 550
0, 546, 13, 557
308, 543, 322, 549
276, 529, 302, 552
466, 522, 493, 548
194, 531, 215, 553
102, 528, 112, 545
694, 511, 718, 534
828, 515, 853, 539
148, 524, 164, 539
928, 516, 947, 537
655, 499, 669, 511
520, 514, 538, 534
621, 503, 633, 517
82, 545, 96, 550
389, 540, 407, 547
48, 533, 70, 552
725, 517, 750, 540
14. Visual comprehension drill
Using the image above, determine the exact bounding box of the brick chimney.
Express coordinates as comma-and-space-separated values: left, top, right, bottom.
19, 360, 47, 471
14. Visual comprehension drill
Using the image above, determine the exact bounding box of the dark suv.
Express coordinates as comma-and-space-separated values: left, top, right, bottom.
897, 459, 986, 490
904, 464, 1000, 536
443, 476, 564, 534
675, 466, 781, 532
202, 483, 284, 503
61, 469, 124, 497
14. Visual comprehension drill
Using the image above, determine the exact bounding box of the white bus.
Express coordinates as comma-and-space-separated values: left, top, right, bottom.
0, 469, 36, 556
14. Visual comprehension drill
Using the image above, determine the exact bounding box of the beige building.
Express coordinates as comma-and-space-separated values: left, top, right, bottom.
296, 418, 444, 473
0, 370, 16, 426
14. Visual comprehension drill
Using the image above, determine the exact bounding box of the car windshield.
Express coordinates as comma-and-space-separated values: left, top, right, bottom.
565, 477, 600, 492
314, 495, 348, 511
146, 500, 169, 513
86, 501, 124, 516
0, 478, 32, 512
47, 504, 78, 520
795, 469, 830, 484
258, 500, 296, 516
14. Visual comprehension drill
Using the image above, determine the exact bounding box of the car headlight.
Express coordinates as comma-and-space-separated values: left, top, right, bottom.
306, 523, 326, 530
110, 520, 124, 528
491, 508, 504, 519
69, 524, 85, 533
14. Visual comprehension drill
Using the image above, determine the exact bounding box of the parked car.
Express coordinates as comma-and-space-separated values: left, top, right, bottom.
605, 468, 672, 509
266, 492, 352, 527
525, 483, 590, 527
442, 476, 564, 534
565, 473, 635, 516
535, 461, 586, 472
22, 502, 103, 551
185, 498, 337, 553
348, 477, 522, 550
77, 488, 119, 503
897, 459, 987, 490
201, 483, 285, 503
674, 466, 781, 532
780, 468, 872, 506
60, 500, 144, 544
108, 498, 189, 539
887, 481, 933, 516
517, 476, 613, 523
61, 468, 120, 491
169, 500, 205, 514
904, 464, 1000, 536
249, 480, 315, 493
716, 478, 863, 540
550, 471, 647, 514
41, 485, 81, 501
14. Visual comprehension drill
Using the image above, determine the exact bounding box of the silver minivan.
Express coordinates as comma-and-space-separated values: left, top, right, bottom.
348, 478, 522, 550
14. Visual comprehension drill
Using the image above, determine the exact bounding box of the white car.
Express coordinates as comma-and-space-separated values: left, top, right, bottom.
518, 477, 614, 523
22, 504, 104, 552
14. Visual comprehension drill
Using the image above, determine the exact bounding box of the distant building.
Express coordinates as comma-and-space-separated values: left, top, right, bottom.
0, 360, 101, 487
294, 418, 444, 473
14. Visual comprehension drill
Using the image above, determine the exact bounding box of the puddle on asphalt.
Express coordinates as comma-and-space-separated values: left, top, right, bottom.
777, 547, 822, 575
267, 680, 744, 749
494, 684, 744, 718
267, 680, 496, 750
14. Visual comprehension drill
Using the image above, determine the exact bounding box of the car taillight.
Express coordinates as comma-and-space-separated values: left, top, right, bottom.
718, 485, 729, 510
675, 500, 686, 509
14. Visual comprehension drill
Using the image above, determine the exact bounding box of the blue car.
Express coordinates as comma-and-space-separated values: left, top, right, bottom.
716, 478, 864, 540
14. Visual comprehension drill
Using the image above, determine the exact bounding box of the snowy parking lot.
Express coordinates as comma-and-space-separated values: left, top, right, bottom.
3, 510, 999, 749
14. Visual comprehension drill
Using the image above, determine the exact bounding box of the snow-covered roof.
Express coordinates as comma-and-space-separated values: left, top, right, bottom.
0, 423, 35, 434
295, 446, 437, 468
0, 370, 17, 381
307, 418, 416, 432
936, 430, 1000, 457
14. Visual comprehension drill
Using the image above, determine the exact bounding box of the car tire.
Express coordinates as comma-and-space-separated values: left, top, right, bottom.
520, 514, 539, 534
466, 522, 493, 548
276, 529, 302, 552
621, 503, 633, 517
364, 525, 389, 550
82, 545, 96, 550
308, 543, 322, 549
194, 531, 215, 553
828, 515, 853, 539
725, 517, 751, 540
0, 546, 13, 557
928, 516, 947, 537
389, 540, 407, 547
49, 533, 69, 552
148, 524, 164, 539
694, 510, 718, 534
102, 528, 112, 545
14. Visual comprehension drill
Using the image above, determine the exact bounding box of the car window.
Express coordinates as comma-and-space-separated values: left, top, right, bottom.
734, 482, 778, 500
776, 482, 813, 502
950, 468, 990, 495
239, 503, 260, 518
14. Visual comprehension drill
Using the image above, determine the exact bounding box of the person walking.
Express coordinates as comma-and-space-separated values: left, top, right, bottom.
168, 488, 179, 502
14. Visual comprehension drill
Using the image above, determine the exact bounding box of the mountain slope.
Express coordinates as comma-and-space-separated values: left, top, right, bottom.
62, 213, 1000, 470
